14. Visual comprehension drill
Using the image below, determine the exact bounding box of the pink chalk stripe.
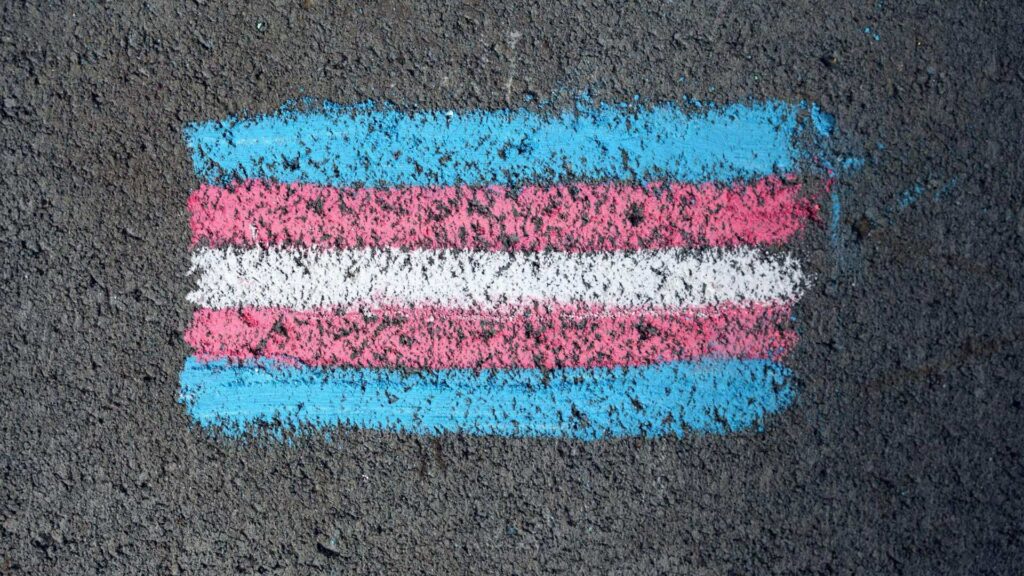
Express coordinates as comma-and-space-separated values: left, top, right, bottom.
188, 177, 816, 252
185, 303, 797, 370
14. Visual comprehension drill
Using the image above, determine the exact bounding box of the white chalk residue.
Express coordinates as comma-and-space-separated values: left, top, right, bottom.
188, 247, 805, 310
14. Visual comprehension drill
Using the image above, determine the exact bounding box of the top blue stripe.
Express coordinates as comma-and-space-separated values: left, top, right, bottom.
185, 100, 813, 187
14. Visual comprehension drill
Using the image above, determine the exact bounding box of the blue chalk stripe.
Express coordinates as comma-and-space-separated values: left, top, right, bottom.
186, 100, 807, 187
179, 357, 795, 439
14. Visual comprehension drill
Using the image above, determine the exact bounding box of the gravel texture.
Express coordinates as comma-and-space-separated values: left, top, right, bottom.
1, 1, 1022, 573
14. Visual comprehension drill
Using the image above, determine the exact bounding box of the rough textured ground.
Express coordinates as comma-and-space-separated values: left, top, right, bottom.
2, 1, 1023, 574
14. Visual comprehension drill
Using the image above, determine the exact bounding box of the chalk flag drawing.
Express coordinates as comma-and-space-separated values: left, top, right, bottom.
180, 100, 825, 439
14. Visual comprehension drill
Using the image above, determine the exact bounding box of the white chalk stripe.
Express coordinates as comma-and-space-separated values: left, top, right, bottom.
188, 247, 806, 311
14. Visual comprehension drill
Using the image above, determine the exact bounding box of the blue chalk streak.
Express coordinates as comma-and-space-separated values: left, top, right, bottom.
898, 183, 925, 209
179, 357, 795, 439
809, 104, 835, 137
898, 177, 958, 210
830, 187, 843, 251
186, 100, 809, 187
842, 157, 865, 171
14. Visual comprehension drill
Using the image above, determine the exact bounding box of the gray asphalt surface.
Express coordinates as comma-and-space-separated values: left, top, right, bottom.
2, 1, 1023, 574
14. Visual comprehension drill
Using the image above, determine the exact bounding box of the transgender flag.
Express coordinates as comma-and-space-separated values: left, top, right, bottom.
179, 100, 822, 439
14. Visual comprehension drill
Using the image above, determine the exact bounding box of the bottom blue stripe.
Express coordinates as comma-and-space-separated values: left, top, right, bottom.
179, 357, 795, 439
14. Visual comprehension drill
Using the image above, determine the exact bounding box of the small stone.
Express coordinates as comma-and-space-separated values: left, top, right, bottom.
983, 56, 1000, 80
317, 537, 341, 557
853, 216, 873, 240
